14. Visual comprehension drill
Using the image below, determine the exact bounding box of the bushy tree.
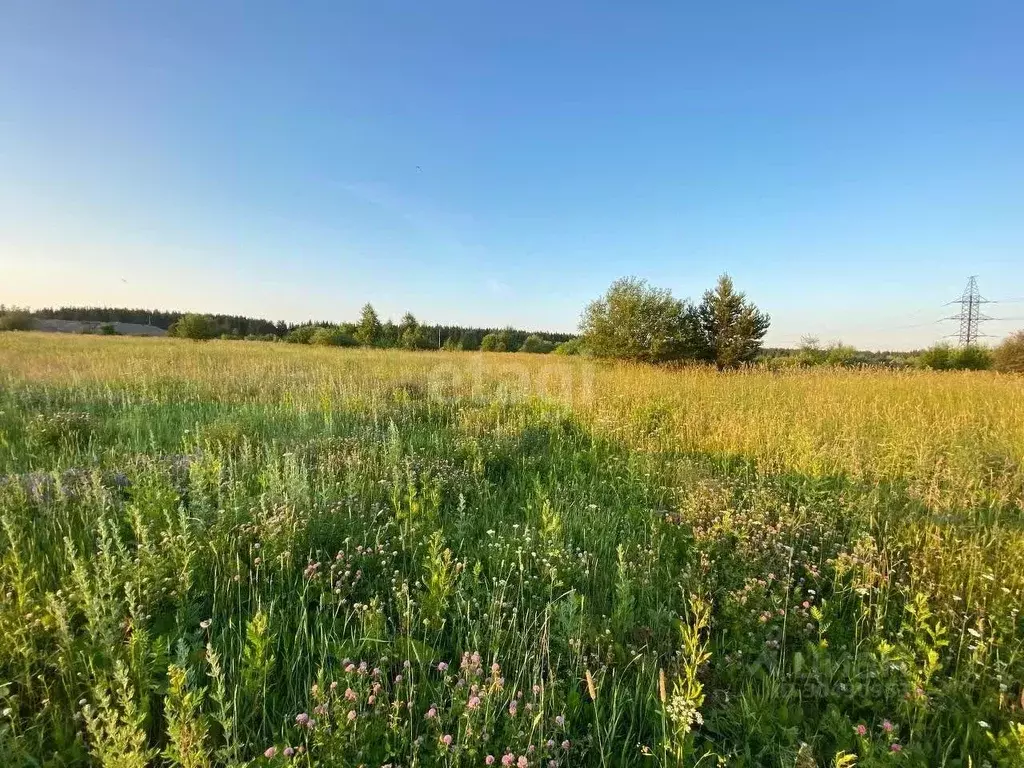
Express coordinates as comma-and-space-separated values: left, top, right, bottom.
796, 336, 826, 367
580, 277, 699, 364
458, 331, 481, 351
519, 334, 553, 353
917, 344, 953, 370
695, 274, 770, 369
0, 308, 34, 331
993, 331, 1024, 373
825, 342, 858, 367
355, 303, 382, 347
397, 313, 432, 350
309, 327, 357, 347
952, 345, 993, 371
552, 338, 585, 356
170, 313, 215, 341
284, 325, 313, 343
480, 330, 512, 352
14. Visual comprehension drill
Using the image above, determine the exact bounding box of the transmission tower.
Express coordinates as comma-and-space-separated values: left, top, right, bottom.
944, 276, 993, 346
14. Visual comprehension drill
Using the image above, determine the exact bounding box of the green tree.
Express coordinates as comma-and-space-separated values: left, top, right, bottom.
519, 334, 553, 353
796, 336, 826, 366
170, 313, 215, 341
309, 327, 357, 347
695, 274, 770, 369
480, 330, 512, 352
917, 343, 953, 370
552, 338, 585, 356
355, 303, 383, 347
993, 331, 1024, 373
951, 345, 993, 371
825, 342, 858, 367
458, 330, 481, 351
398, 313, 431, 350
580, 277, 699, 364
0, 308, 34, 331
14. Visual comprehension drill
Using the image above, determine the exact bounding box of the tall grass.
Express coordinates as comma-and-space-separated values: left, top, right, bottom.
0, 333, 1022, 767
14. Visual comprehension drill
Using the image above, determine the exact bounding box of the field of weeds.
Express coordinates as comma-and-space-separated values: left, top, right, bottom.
1, 333, 1023, 767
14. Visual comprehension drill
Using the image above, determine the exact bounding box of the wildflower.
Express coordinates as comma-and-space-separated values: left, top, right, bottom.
347, 710, 356, 721
330, 681, 338, 691
427, 707, 438, 719
508, 701, 517, 716
345, 688, 357, 701
492, 662, 501, 674
547, 740, 555, 749
561, 740, 570, 750
345, 663, 356, 673
295, 713, 310, 726
518, 757, 528, 768
486, 757, 496, 765
199, 618, 212, 630
368, 695, 376, 705
264, 747, 277, 758
442, 734, 453, 747
468, 696, 481, 710
502, 754, 515, 766
532, 685, 541, 695
438, 661, 449, 673
549, 762, 558, 768
283, 747, 295, 757
555, 715, 565, 727
395, 675, 403, 684
882, 719, 894, 733
890, 743, 902, 752
854, 724, 867, 736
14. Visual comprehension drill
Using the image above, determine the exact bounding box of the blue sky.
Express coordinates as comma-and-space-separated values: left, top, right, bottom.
2, 0, 1023, 349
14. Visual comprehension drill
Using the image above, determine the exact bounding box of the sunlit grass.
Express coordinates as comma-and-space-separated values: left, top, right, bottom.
1, 332, 1022, 766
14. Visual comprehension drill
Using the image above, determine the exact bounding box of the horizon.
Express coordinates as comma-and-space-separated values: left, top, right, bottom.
3, 1, 1023, 351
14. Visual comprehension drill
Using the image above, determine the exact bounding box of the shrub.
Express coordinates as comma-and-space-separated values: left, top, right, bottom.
519, 334, 553, 354
0, 309, 34, 331
994, 330, 1024, 373
552, 338, 585, 356
170, 313, 215, 341
309, 327, 358, 347
952, 345, 993, 371
480, 331, 512, 352
917, 344, 954, 370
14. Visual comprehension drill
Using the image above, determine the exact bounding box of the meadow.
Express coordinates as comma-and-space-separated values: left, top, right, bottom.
1, 333, 1023, 767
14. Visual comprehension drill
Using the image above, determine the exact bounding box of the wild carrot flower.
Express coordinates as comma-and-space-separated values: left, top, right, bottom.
199, 619, 212, 630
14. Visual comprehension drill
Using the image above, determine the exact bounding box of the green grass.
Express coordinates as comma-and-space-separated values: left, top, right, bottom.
1, 334, 1022, 767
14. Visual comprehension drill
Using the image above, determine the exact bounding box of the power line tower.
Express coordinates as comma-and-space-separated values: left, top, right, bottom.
945, 276, 993, 346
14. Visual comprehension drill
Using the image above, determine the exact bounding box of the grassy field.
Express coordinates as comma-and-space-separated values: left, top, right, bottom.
1, 333, 1023, 767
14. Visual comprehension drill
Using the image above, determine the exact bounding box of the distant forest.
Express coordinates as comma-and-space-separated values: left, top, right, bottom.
24, 305, 577, 351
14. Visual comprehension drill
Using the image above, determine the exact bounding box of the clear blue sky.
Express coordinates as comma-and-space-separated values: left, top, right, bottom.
2, 1, 1023, 349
